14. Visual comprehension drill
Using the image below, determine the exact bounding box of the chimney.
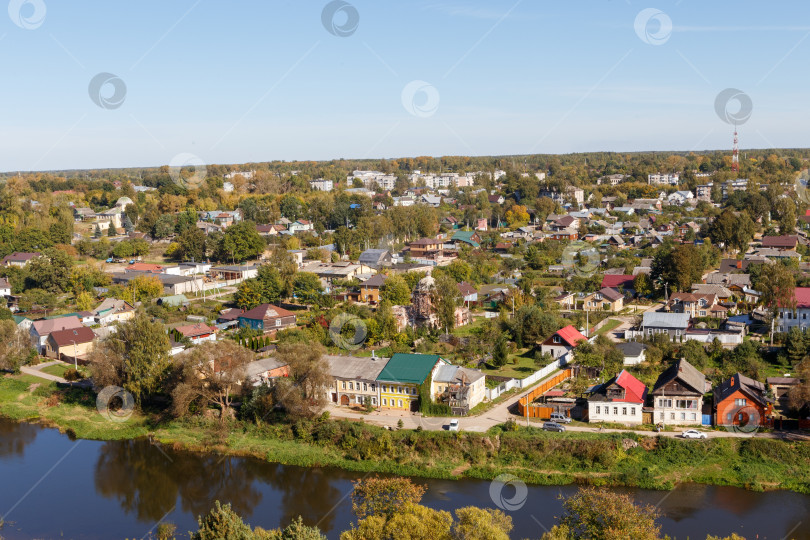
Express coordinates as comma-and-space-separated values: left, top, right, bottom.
730, 377, 735, 387
737, 261, 742, 269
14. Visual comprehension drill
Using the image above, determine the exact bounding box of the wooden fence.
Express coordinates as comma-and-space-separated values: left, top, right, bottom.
516, 368, 574, 418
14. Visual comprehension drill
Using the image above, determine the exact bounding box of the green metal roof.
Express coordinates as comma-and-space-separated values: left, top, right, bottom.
159, 294, 190, 306
377, 353, 446, 385
451, 230, 480, 248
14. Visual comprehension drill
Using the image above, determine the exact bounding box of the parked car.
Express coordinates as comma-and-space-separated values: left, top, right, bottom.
542, 422, 565, 432
550, 412, 571, 424
129, 260, 136, 264
105, 258, 113, 263
448, 419, 460, 431
681, 429, 707, 439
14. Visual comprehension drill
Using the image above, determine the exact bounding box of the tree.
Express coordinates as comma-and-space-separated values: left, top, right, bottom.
124, 274, 164, 304
452, 507, 512, 540
342, 503, 453, 540
380, 273, 411, 305
785, 326, 807, 364
177, 226, 207, 262
350, 476, 427, 520
788, 356, 810, 412
256, 265, 283, 303
88, 311, 171, 404
152, 214, 176, 239
0, 320, 36, 372
543, 486, 662, 540
235, 279, 264, 310
216, 221, 266, 262
271, 343, 330, 419
107, 223, 117, 237
432, 273, 460, 334
94, 224, 103, 238
293, 272, 324, 306
172, 340, 254, 423
190, 501, 254, 540
443, 259, 472, 284
652, 242, 705, 292
510, 305, 564, 347
505, 204, 529, 227
633, 273, 652, 297
25, 248, 74, 292
756, 262, 796, 341
492, 334, 509, 367
75, 290, 94, 312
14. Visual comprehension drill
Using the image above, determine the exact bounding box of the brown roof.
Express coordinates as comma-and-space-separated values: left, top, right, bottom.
1, 252, 41, 264
761, 235, 798, 249
652, 358, 707, 395
175, 323, 217, 338
239, 303, 296, 321
410, 238, 441, 246
361, 274, 387, 288
457, 281, 477, 296
598, 287, 623, 302
48, 326, 95, 347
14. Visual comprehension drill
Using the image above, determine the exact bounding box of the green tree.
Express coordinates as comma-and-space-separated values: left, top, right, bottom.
756, 262, 796, 341
543, 486, 662, 540
107, 223, 117, 237
0, 320, 36, 372
786, 326, 807, 364
431, 273, 460, 334
492, 334, 509, 367
190, 501, 254, 540
633, 273, 652, 297
25, 248, 74, 292
235, 279, 265, 310
350, 476, 427, 520
293, 272, 323, 306
88, 311, 171, 405
380, 273, 411, 305
443, 259, 472, 284
177, 226, 207, 261
152, 214, 176, 239
256, 265, 283, 303
452, 507, 512, 540
217, 221, 266, 262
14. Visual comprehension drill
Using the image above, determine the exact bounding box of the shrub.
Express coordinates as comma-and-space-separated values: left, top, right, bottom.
63, 368, 82, 381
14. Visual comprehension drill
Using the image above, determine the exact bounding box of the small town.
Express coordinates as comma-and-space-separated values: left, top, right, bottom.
1, 2, 809, 540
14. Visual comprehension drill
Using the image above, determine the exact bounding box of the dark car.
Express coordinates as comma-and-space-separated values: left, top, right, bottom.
542, 421, 565, 432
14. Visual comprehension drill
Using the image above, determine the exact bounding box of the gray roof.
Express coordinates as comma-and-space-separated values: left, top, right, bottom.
616, 342, 645, 357
652, 358, 707, 395
642, 311, 690, 329
691, 284, 732, 297
326, 354, 386, 381
433, 364, 485, 385
245, 357, 286, 380
358, 249, 391, 266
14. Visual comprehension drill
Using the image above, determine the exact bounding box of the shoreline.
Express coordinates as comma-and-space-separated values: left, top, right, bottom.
2, 374, 809, 495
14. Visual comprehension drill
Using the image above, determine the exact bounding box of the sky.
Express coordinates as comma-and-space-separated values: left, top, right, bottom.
2, 0, 810, 172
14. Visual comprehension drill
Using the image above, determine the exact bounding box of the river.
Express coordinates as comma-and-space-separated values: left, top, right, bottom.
0, 418, 807, 539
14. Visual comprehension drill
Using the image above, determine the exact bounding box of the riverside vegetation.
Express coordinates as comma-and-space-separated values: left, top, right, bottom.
1, 373, 809, 495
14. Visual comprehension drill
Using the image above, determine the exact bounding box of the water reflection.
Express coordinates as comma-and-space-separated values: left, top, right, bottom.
0, 419, 37, 459
92, 439, 343, 532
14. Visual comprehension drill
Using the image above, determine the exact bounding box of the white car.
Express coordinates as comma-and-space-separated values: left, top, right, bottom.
681, 429, 707, 439
448, 419, 460, 431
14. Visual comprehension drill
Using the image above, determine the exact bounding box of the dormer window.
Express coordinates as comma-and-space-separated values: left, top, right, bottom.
553, 335, 561, 344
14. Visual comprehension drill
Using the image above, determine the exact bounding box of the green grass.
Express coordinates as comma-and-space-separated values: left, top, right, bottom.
593, 318, 622, 336
479, 352, 539, 379
40, 364, 69, 378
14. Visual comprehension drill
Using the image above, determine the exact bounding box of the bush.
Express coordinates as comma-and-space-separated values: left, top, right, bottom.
63, 368, 83, 381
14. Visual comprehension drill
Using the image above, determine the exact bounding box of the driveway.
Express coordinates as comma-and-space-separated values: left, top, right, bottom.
20, 361, 68, 383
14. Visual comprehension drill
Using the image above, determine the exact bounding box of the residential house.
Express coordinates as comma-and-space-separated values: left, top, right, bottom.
209, 265, 259, 282
637, 312, 690, 340
421, 194, 442, 207
309, 178, 334, 192
45, 326, 95, 360
441, 216, 460, 229
1, 252, 41, 268
554, 291, 576, 310
488, 194, 505, 205
245, 358, 290, 386
174, 323, 218, 345
0, 277, 10, 297
600, 274, 635, 292
549, 229, 578, 241
450, 230, 481, 249
358, 249, 393, 269
588, 370, 647, 425
581, 287, 624, 312
376, 353, 448, 411
539, 325, 588, 359
299, 261, 375, 290
616, 342, 646, 366
767, 377, 800, 413
431, 364, 486, 414
30, 316, 84, 353
690, 284, 733, 302
761, 235, 798, 251
457, 282, 478, 304
238, 304, 297, 333
289, 219, 314, 233
408, 238, 443, 259
667, 190, 694, 206
647, 173, 679, 186
125, 263, 164, 273
110, 272, 205, 296
326, 354, 385, 407
714, 373, 772, 429
358, 274, 386, 304
12, 315, 33, 332
651, 358, 707, 426
666, 293, 717, 318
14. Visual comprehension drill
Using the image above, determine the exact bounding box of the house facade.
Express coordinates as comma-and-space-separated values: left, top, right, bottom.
651, 358, 707, 426
237, 304, 297, 333
777, 287, 810, 332
326, 354, 385, 407
174, 323, 218, 345
431, 364, 486, 414
588, 370, 647, 425
539, 325, 588, 359
376, 353, 448, 411
714, 373, 772, 429
45, 326, 95, 360
30, 316, 84, 354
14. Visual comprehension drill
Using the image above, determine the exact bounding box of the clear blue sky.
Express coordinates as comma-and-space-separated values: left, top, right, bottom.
3, 1, 810, 172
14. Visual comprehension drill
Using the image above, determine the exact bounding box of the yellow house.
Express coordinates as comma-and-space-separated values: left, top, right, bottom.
376, 353, 448, 412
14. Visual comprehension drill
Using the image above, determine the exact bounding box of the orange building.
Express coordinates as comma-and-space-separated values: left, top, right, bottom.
714, 373, 773, 429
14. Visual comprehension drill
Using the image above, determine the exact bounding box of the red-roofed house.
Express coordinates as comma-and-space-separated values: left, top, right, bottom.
601, 274, 635, 291
777, 287, 810, 332
174, 323, 218, 345
540, 325, 588, 359
587, 369, 648, 425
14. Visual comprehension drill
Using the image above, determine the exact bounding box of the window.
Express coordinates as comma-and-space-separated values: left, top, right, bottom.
371, 384, 376, 391
275, 318, 281, 327
341, 381, 346, 390
595, 406, 600, 414
382, 385, 387, 392
413, 387, 418, 395
372, 398, 377, 405
398, 400, 403, 408
670, 413, 675, 420
553, 335, 561, 343
348, 382, 353, 390
659, 412, 664, 420
734, 398, 747, 406
382, 398, 387, 406
659, 398, 672, 408
622, 407, 627, 416
363, 383, 367, 391
631, 408, 636, 416
726, 413, 732, 423
680, 412, 686, 420
613, 407, 618, 415
690, 413, 696, 421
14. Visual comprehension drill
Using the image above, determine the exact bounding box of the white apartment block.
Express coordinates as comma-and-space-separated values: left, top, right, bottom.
310, 178, 334, 192
647, 173, 680, 186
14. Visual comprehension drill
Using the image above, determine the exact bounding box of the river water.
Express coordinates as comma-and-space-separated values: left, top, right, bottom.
0, 418, 808, 539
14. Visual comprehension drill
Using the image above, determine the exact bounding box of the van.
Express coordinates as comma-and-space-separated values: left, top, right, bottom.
542, 422, 565, 432
549, 412, 571, 424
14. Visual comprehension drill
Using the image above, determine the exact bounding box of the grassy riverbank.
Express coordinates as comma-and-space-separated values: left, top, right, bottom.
2, 373, 810, 494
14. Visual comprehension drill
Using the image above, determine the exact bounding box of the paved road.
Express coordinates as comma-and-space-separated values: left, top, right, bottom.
20, 361, 68, 383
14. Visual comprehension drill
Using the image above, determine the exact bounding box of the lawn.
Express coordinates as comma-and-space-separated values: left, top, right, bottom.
593, 318, 622, 336
41, 364, 69, 378
479, 351, 539, 379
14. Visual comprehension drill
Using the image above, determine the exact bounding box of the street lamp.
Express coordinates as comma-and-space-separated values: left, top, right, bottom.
70, 339, 78, 371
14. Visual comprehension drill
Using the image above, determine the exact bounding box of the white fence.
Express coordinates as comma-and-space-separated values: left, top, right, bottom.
485, 352, 571, 400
